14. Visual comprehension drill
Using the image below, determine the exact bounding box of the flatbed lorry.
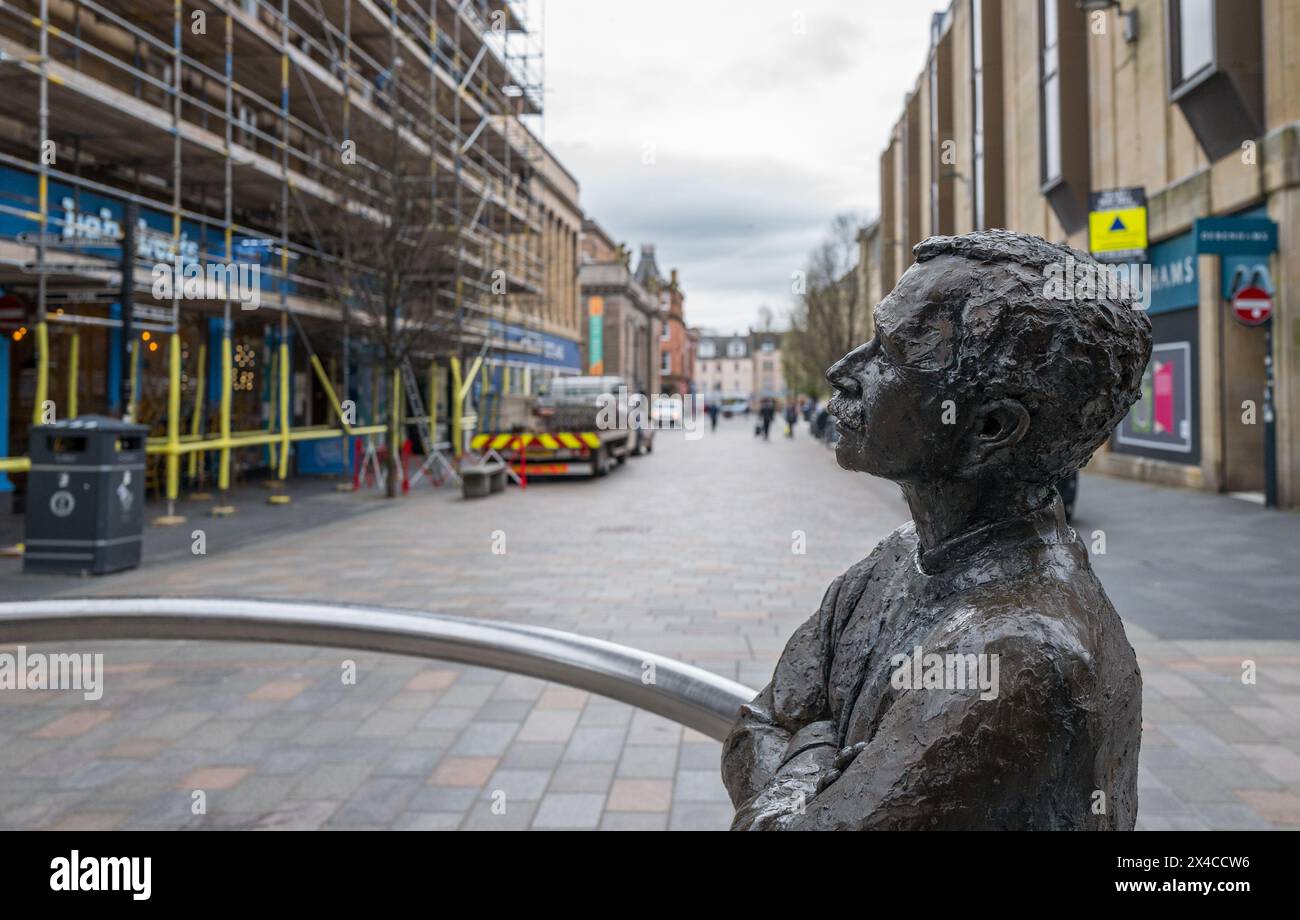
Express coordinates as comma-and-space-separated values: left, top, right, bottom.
469, 376, 651, 479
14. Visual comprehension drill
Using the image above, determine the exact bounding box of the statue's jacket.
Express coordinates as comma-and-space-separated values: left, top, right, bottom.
722, 500, 1142, 830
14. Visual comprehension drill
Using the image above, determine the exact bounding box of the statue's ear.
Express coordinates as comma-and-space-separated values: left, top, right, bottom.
964, 399, 1030, 468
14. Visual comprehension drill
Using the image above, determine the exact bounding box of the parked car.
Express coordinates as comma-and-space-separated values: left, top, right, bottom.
651, 396, 682, 427
721, 399, 749, 418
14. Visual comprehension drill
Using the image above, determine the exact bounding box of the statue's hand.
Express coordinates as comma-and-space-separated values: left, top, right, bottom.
813, 741, 867, 795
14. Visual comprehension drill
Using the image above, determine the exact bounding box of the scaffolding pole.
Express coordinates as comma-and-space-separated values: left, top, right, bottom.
0, 0, 550, 491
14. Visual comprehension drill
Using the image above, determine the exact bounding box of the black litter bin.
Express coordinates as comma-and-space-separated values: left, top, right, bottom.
23, 415, 148, 575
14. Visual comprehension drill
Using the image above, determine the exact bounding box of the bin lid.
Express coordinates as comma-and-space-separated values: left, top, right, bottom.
31, 414, 149, 435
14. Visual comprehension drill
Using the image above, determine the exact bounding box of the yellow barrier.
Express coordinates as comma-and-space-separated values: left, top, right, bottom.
127, 338, 139, 421
450, 357, 462, 458
66, 331, 79, 420
266, 346, 278, 471
30, 321, 47, 426
166, 333, 181, 502
187, 342, 206, 480
3, 333, 393, 491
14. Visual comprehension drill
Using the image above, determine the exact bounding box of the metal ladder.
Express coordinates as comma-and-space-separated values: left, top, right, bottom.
401, 358, 460, 487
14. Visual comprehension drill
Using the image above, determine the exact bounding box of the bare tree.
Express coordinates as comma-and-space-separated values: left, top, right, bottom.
784, 213, 867, 397
294, 66, 446, 498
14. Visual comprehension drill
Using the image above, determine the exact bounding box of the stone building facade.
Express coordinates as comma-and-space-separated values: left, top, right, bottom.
873, 0, 1300, 507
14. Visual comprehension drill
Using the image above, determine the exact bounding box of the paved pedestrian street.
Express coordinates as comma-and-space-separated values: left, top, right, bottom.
2, 418, 1299, 830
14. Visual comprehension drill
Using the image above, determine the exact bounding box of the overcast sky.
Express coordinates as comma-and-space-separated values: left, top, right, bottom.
543, 0, 938, 334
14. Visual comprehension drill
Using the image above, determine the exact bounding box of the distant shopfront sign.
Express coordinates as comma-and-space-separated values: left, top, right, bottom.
1139, 231, 1197, 315
1089, 187, 1148, 264
0, 162, 291, 298
487, 319, 581, 372
1194, 216, 1277, 255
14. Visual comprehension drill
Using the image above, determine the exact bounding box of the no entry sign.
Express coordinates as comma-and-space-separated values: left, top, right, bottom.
1232, 285, 1272, 326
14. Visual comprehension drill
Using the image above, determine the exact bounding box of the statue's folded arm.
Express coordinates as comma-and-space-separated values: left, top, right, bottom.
722, 578, 843, 822
783, 639, 1073, 831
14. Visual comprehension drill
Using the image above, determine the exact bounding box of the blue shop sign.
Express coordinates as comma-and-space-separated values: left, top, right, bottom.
490, 320, 580, 371
1141, 231, 1197, 316
0, 163, 292, 296
1219, 205, 1275, 298
1194, 216, 1277, 255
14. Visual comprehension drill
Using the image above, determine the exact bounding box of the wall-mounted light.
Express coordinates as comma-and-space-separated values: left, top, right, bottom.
1077, 0, 1139, 44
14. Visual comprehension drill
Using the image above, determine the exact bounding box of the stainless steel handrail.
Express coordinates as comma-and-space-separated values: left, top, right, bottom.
0, 597, 756, 741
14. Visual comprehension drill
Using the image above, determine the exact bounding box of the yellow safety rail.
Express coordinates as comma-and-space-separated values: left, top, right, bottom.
3, 344, 395, 488
165, 333, 181, 501
186, 342, 206, 480
218, 333, 233, 491
30, 321, 47, 426
66, 331, 78, 420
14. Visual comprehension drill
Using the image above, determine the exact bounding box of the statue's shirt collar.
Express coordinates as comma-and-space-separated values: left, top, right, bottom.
914, 499, 1069, 576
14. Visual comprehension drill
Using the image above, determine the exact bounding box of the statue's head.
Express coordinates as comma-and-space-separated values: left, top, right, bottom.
827, 229, 1152, 488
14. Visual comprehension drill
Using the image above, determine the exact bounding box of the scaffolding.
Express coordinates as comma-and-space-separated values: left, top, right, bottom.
0, 0, 552, 511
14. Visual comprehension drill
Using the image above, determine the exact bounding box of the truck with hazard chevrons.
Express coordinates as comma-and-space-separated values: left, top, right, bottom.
470, 376, 652, 479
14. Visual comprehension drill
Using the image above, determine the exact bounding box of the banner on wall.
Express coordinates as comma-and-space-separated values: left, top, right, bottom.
587, 296, 604, 375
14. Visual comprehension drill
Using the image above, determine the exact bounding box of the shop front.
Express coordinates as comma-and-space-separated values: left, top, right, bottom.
1112, 230, 1201, 469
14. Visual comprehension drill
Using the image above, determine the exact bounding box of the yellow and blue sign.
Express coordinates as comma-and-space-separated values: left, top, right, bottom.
1089, 187, 1148, 264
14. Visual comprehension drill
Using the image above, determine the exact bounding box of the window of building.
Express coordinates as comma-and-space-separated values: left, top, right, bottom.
1166, 0, 1262, 160
971, 0, 986, 230
967, 0, 1003, 230
698, 341, 716, 359
1036, 0, 1089, 232
661, 351, 671, 374
1174, 0, 1215, 85
726, 339, 746, 358
660, 320, 670, 341
1038, 0, 1061, 186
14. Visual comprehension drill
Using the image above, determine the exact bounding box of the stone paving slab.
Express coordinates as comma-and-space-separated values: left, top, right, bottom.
1, 417, 1299, 830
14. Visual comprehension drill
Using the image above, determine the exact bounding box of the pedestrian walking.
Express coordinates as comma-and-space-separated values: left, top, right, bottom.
760, 398, 775, 441
785, 401, 797, 438
707, 402, 719, 432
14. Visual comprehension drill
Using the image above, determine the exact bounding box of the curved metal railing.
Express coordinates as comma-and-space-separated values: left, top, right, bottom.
0, 597, 756, 741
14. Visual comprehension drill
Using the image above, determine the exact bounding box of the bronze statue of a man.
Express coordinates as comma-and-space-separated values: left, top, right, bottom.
723, 230, 1151, 830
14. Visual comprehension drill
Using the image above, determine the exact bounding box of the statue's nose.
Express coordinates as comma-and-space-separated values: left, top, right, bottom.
826, 344, 868, 394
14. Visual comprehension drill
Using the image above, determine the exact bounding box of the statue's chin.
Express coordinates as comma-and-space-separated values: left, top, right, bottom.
834, 433, 875, 474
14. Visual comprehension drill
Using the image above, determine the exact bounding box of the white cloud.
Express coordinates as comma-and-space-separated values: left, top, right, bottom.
544, 0, 938, 331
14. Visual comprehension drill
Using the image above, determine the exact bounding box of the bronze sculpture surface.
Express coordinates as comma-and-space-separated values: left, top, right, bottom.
723, 230, 1151, 830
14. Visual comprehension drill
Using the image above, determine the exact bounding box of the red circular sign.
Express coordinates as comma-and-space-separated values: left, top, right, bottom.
1232, 285, 1272, 326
